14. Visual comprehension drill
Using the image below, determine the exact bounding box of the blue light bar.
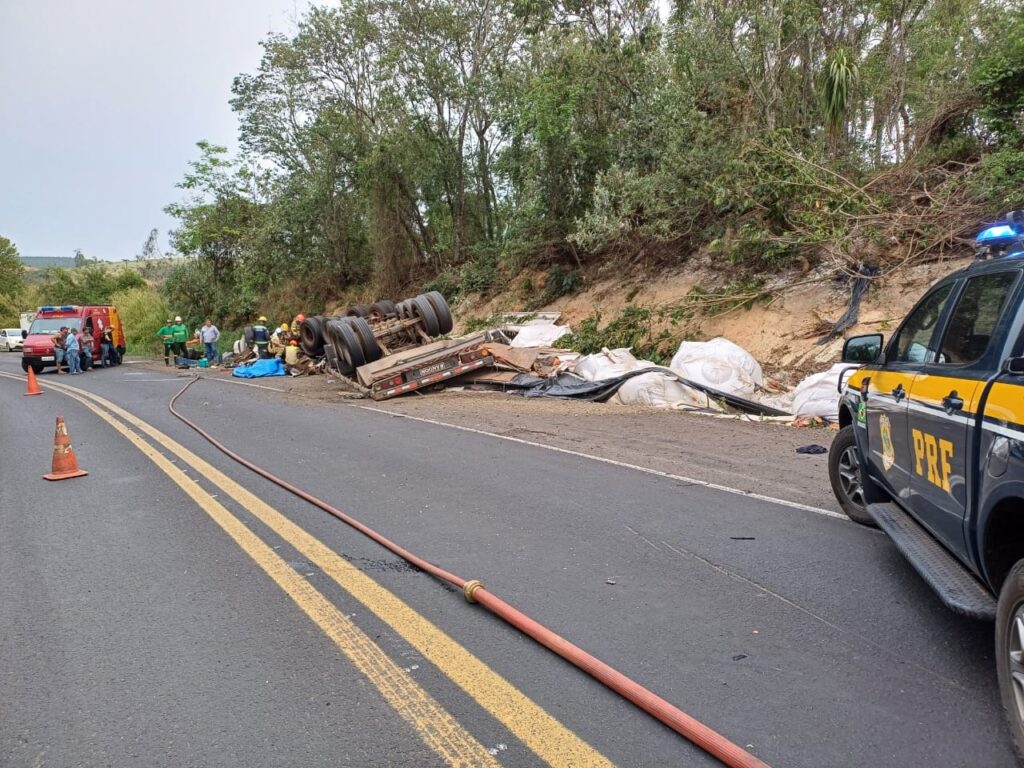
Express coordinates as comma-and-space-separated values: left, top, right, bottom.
39, 306, 56, 312
60, 305, 75, 311
976, 224, 1018, 246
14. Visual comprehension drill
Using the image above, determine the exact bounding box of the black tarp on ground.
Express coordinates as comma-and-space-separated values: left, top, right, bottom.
504, 367, 791, 416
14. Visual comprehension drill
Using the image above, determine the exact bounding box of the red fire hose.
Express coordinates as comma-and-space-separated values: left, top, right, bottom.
170, 377, 770, 768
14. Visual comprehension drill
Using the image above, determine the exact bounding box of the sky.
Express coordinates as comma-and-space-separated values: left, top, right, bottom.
0, 0, 307, 261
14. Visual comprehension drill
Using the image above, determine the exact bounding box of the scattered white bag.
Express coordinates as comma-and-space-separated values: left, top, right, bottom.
574, 347, 656, 381
669, 337, 764, 397
508, 324, 570, 348
790, 363, 854, 421
611, 372, 722, 411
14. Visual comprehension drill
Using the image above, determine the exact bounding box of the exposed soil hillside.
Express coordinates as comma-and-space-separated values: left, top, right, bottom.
454, 253, 974, 386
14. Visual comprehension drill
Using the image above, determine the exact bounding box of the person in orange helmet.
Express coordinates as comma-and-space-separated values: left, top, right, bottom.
290, 313, 306, 337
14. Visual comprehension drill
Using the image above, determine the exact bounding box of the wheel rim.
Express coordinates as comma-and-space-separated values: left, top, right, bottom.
837, 445, 866, 510
1008, 604, 1024, 725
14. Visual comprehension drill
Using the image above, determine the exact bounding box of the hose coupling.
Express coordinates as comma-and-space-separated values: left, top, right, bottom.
463, 579, 485, 603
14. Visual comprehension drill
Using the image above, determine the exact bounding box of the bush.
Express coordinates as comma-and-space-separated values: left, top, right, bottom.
971, 149, 1024, 209
563, 305, 670, 364
109, 286, 171, 356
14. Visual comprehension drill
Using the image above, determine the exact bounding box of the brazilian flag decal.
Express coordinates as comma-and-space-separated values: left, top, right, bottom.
880, 414, 895, 471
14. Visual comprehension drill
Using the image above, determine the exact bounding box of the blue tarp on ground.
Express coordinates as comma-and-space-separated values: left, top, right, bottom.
232, 357, 286, 378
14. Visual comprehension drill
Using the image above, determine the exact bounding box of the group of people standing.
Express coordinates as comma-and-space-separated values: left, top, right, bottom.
50, 325, 118, 375
158, 316, 222, 366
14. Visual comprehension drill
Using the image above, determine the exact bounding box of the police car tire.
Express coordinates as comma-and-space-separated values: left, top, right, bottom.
344, 316, 382, 363
828, 426, 877, 526
996, 559, 1024, 761
412, 296, 441, 337
422, 292, 453, 334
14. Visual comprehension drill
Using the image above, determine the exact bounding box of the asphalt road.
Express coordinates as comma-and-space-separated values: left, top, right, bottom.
0, 353, 1015, 767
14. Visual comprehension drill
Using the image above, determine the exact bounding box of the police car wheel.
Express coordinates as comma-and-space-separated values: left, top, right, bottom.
996, 560, 1024, 761
828, 426, 877, 526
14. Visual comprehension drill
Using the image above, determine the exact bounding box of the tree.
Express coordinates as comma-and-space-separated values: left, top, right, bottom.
0, 236, 24, 297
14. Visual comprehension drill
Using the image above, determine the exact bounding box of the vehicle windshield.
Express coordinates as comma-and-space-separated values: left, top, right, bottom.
3, 329, 20, 335
29, 317, 81, 334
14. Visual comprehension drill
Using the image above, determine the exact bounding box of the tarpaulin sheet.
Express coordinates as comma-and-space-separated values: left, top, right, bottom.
232, 357, 287, 378
507, 368, 791, 416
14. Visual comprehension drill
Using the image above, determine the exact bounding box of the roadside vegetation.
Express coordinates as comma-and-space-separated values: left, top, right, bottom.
158, 0, 1024, 336
7, 1, 1024, 355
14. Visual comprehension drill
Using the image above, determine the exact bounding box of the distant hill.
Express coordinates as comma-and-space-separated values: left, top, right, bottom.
19, 256, 77, 269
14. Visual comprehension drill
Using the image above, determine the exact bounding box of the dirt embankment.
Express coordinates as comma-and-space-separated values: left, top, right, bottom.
453, 253, 973, 385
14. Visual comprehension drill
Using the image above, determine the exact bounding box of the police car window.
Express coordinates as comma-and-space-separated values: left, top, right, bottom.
891, 283, 954, 364
936, 271, 1017, 365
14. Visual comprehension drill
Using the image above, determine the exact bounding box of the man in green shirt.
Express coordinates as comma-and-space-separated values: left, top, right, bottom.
157, 319, 174, 366
170, 316, 189, 362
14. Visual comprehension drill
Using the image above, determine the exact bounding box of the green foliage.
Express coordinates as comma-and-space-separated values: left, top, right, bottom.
0, 236, 25, 299
159, 0, 1022, 326
563, 306, 668, 363
971, 149, 1024, 208
35, 264, 148, 306
975, 8, 1024, 146
109, 286, 171, 356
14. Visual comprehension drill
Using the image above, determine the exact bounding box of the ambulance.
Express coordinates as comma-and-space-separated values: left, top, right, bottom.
21, 305, 126, 373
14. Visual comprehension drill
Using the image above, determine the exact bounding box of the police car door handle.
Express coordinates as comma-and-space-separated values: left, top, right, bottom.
891, 383, 906, 402
942, 391, 964, 413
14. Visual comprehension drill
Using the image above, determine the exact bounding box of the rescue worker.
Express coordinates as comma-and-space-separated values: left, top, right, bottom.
290, 313, 305, 337
157, 318, 174, 366
252, 315, 271, 359
284, 338, 301, 370
170, 316, 189, 362
268, 324, 290, 358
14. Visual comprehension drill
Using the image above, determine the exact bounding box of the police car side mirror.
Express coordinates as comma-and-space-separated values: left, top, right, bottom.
1003, 357, 1024, 376
842, 334, 883, 364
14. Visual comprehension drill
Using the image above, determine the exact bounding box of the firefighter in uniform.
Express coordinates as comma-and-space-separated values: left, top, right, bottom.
252, 316, 271, 359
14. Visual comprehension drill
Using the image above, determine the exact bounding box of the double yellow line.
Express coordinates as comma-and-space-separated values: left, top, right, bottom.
4, 372, 612, 768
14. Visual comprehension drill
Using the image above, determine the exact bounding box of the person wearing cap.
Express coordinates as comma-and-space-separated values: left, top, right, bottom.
252, 315, 271, 359
170, 316, 189, 363
157, 319, 174, 366
290, 313, 305, 337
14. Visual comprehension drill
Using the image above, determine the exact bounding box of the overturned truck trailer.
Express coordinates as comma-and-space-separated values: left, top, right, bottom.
299, 292, 498, 400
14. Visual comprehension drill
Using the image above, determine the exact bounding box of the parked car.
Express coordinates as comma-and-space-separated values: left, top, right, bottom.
1, 328, 23, 352
830, 212, 1024, 761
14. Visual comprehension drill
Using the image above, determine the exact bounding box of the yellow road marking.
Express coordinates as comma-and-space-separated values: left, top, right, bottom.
17, 378, 499, 767
11, 373, 613, 767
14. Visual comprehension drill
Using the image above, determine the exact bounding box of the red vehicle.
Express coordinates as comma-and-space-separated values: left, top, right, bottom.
21, 305, 126, 373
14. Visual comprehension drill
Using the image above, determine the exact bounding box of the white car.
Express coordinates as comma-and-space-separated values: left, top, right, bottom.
0, 328, 23, 352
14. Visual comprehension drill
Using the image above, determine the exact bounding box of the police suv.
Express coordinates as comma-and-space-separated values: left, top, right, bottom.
830, 213, 1024, 758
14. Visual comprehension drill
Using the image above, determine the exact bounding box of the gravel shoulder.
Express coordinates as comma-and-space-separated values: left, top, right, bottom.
159, 359, 841, 515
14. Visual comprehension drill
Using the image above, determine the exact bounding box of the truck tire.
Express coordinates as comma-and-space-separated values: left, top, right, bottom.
828, 425, 877, 526
422, 291, 453, 334
997, 559, 1024, 762
326, 319, 365, 372
300, 317, 325, 357
396, 300, 414, 320
344, 316, 382, 363
370, 300, 398, 320
412, 296, 441, 337
347, 304, 372, 318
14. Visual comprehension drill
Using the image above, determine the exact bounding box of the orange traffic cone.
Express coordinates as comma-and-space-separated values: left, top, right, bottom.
24, 366, 42, 396
43, 416, 88, 481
